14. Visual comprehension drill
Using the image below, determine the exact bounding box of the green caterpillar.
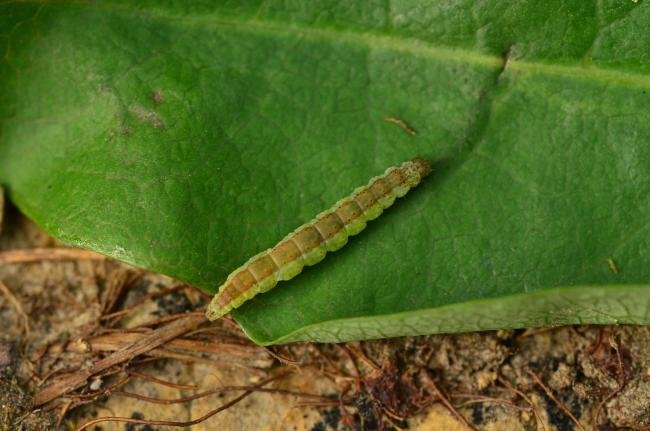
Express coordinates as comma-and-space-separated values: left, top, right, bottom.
206, 158, 431, 320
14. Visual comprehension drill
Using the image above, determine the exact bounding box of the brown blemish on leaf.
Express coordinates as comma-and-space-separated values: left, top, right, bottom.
152, 89, 163, 104
383, 117, 417, 136
128, 104, 164, 129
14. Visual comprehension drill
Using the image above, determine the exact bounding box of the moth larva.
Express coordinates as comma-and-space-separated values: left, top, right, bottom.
205, 158, 432, 320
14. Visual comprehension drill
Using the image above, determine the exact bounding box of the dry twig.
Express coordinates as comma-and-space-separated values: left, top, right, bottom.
100, 283, 189, 322
421, 370, 475, 430
0, 247, 106, 264
451, 393, 530, 412
99, 270, 143, 317
33, 313, 206, 405
263, 346, 301, 366
128, 370, 198, 390
74, 373, 285, 431
0, 280, 30, 336
345, 344, 380, 371
497, 376, 546, 431
338, 344, 363, 391
527, 369, 584, 431
592, 333, 629, 431
112, 385, 335, 405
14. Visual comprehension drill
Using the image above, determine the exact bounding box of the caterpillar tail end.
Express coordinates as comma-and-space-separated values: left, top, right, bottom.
205, 296, 229, 321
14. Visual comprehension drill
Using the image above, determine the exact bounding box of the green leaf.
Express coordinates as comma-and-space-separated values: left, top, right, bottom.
1, 1, 650, 345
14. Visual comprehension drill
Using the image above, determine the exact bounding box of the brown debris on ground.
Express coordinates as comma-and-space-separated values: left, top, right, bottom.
2, 200, 650, 430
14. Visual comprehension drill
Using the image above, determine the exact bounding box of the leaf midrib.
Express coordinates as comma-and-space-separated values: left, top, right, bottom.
29, 0, 650, 90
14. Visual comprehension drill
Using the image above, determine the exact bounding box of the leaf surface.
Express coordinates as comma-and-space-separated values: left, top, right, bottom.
1, 1, 650, 344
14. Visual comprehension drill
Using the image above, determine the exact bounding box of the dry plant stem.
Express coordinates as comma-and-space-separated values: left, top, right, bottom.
592, 336, 628, 431
100, 270, 143, 317
310, 345, 341, 376
183, 325, 251, 342
88, 374, 131, 397
497, 376, 546, 431
345, 344, 380, 371
593, 385, 624, 430
338, 345, 363, 391
129, 310, 205, 329
56, 400, 75, 429
100, 283, 189, 321
384, 416, 407, 431
96, 327, 150, 334
147, 347, 268, 376
219, 315, 246, 334
381, 406, 408, 422
33, 313, 206, 406
293, 400, 346, 409
53, 328, 262, 359
76, 388, 251, 430
112, 386, 335, 405
36, 366, 85, 387
0, 279, 30, 336
421, 370, 475, 430
69, 375, 131, 401
263, 346, 301, 366
74, 373, 284, 431
452, 393, 530, 412
144, 346, 267, 375
157, 335, 262, 359
527, 369, 585, 431
0, 247, 106, 263
300, 361, 358, 385
128, 370, 198, 390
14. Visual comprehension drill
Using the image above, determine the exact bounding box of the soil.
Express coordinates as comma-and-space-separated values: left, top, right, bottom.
1, 198, 649, 431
